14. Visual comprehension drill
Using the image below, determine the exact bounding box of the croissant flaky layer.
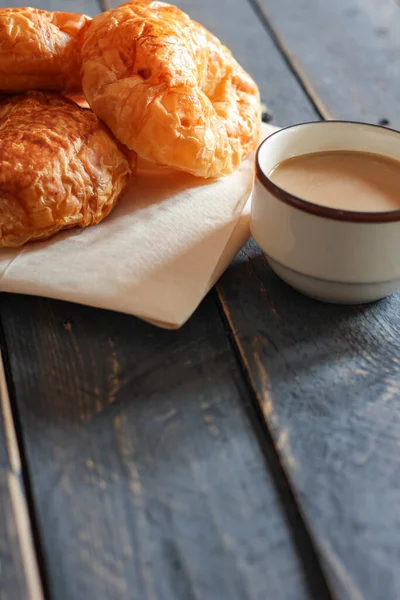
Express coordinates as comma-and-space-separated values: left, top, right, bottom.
81, 0, 261, 178
0, 8, 91, 93
0, 92, 132, 247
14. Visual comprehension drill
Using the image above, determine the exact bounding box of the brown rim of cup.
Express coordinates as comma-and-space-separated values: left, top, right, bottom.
256, 120, 400, 223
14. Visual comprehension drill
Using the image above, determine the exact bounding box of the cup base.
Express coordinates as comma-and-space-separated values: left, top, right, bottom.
267, 257, 399, 305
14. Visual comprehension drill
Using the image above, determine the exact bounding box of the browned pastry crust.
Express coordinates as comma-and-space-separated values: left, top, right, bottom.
81, 0, 261, 178
0, 8, 91, 93
0, 92, 132, 248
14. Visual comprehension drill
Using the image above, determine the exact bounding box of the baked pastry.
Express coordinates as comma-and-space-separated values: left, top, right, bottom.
0, 92, 132, 247
0, 8, 91, 93
81, 0, 261, 178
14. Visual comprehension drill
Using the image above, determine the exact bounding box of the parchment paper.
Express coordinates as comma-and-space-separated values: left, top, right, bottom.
0, 123, 277, 328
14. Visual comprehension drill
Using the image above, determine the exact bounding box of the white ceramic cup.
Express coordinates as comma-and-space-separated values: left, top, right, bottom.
251, 121, 400, 304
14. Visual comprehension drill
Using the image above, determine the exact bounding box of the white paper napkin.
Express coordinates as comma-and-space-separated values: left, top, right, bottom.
0, 123, 277, 328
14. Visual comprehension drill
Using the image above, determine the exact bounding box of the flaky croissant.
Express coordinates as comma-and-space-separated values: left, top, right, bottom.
0, 92, 132, 247
0, 8, 91, 93
81, 0, 261, 178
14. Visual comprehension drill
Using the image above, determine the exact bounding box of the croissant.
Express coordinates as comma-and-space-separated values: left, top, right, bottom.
81, 0, 261, 178
0, 92, 132, 248
0, 8, 91, 93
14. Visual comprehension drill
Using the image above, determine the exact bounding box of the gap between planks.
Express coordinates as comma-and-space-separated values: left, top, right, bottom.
0, 352, 45, 600
215, 291, 337, 600
211, 0, 340, 597
0, 4, 333, 600
245, 0, 332, 120
96, 0, 336, 596
212, 0, 338, 595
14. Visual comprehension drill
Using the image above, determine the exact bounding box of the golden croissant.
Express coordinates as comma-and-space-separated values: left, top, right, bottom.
81, 0, 261, 178
0, 92, 132, 247
0, 7, 91, 93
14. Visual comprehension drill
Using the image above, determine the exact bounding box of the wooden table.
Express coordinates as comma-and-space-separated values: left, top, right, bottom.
1, 1, 400, 599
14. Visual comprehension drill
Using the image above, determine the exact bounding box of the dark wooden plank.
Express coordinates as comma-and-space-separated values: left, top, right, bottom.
0, 353, 44, 600
252, 0, 400, 126
218, 244, 400, 600
1, 293, 315, 600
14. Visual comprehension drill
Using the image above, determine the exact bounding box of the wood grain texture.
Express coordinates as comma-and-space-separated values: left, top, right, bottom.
0, 352, 44, 600
0, 293, 313, 600
218, 242, 400, 600
253, 0, 400, 126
